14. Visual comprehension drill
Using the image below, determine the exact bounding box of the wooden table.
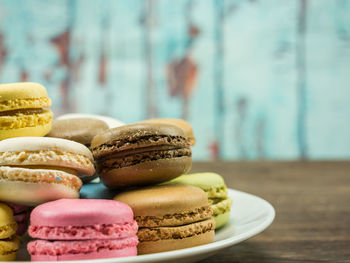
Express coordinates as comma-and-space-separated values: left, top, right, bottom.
190, 161, 350, 263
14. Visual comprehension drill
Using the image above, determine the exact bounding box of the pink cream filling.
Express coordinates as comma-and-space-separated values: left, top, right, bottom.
27, 237, 139, 256
28, 221, 138, 240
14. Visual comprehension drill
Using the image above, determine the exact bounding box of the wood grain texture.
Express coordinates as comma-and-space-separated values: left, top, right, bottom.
0, 0, 349, 160
190, 161, 350, 262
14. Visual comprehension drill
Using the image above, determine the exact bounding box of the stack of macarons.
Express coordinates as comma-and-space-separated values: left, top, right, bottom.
0, 81, 233, 260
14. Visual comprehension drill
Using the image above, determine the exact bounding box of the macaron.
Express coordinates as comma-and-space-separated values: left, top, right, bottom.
141, 118, 196, 145
164, 172, 233, 229
0, 203, 20, 261
57, 113, 125, 129
27, 199, 138, 261
47, 118, 109, 147
0, 82, 53, 140
6, 203, 31, 235
91, 123, 192, 189
0, 137, 96, 205
114, 185, 215, 254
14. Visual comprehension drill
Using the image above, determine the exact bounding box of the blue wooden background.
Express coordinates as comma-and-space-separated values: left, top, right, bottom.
0, 0, 349, 160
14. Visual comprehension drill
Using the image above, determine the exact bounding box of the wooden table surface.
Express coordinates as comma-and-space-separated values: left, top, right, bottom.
190, 161, 350, 263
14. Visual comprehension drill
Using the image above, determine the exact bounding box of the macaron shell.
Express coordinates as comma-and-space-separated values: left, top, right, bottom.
47, 118, 109, 146
0, 203, 15, 227
137, 230, 214, 255
0, 121, 52, 140
57, 113, 125, 129
165, 172, 226, 192
30, 246, 137, 261
137, 218, 215, 242
0, 82, 49, 102
0, 251, 17, 261
214, 211, 231, 229
100, 157, 192, 189
27, 237, 138, 260
114, 185, 208, 217
30, 199, 134, 227
0, 180, 81, 206
91, 123, 186, 149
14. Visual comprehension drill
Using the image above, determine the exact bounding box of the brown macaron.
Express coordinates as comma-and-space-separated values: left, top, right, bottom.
114, 185, 215, 254
141, 118, 196, 146
91, 123, 192, 189
47, 118, 109, 148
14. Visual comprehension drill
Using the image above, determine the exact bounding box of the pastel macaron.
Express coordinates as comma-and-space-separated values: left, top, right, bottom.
57, 113, 125, 129
0, 137, 95, 205
141, 118, 196, 146
165, 172, 233, 229
91, 123, 192, 189
0, 203, 20, 261
114, 185, 215, 254
0, 82, 53, 140
47, 118, 109, 148
27, 199, 138, 261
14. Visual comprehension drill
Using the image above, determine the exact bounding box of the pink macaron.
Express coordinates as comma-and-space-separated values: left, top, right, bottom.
27, 199, 138, 261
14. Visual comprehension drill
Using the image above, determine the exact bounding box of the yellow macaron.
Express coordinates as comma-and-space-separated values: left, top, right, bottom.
0, 82, 53, 140
0, 203, 19, 261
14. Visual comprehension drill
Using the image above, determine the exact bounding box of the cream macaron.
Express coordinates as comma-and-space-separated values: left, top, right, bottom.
0, 137, 95, 206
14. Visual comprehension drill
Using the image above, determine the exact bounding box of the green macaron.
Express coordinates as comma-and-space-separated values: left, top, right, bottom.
163, 172, 232, 229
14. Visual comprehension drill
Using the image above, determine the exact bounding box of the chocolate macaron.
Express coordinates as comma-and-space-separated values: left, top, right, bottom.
47, 118, 109, 148
114, 185, 215, 254
91, 123, 192, 189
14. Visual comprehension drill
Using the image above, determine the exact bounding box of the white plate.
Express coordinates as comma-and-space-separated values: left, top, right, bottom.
15, 188, 274, 263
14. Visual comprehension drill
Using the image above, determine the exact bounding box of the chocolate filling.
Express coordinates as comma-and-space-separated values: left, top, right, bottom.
92, 135, 188, 159
0, 108, 44, 116
97, 147, 191, 171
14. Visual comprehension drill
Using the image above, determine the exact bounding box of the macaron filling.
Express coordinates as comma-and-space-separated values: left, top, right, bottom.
137, 218, 215, 242
27, 237, 139, 256
98, 148, 191, 171
29, 221, 138, 240
92, 135, 189, 158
